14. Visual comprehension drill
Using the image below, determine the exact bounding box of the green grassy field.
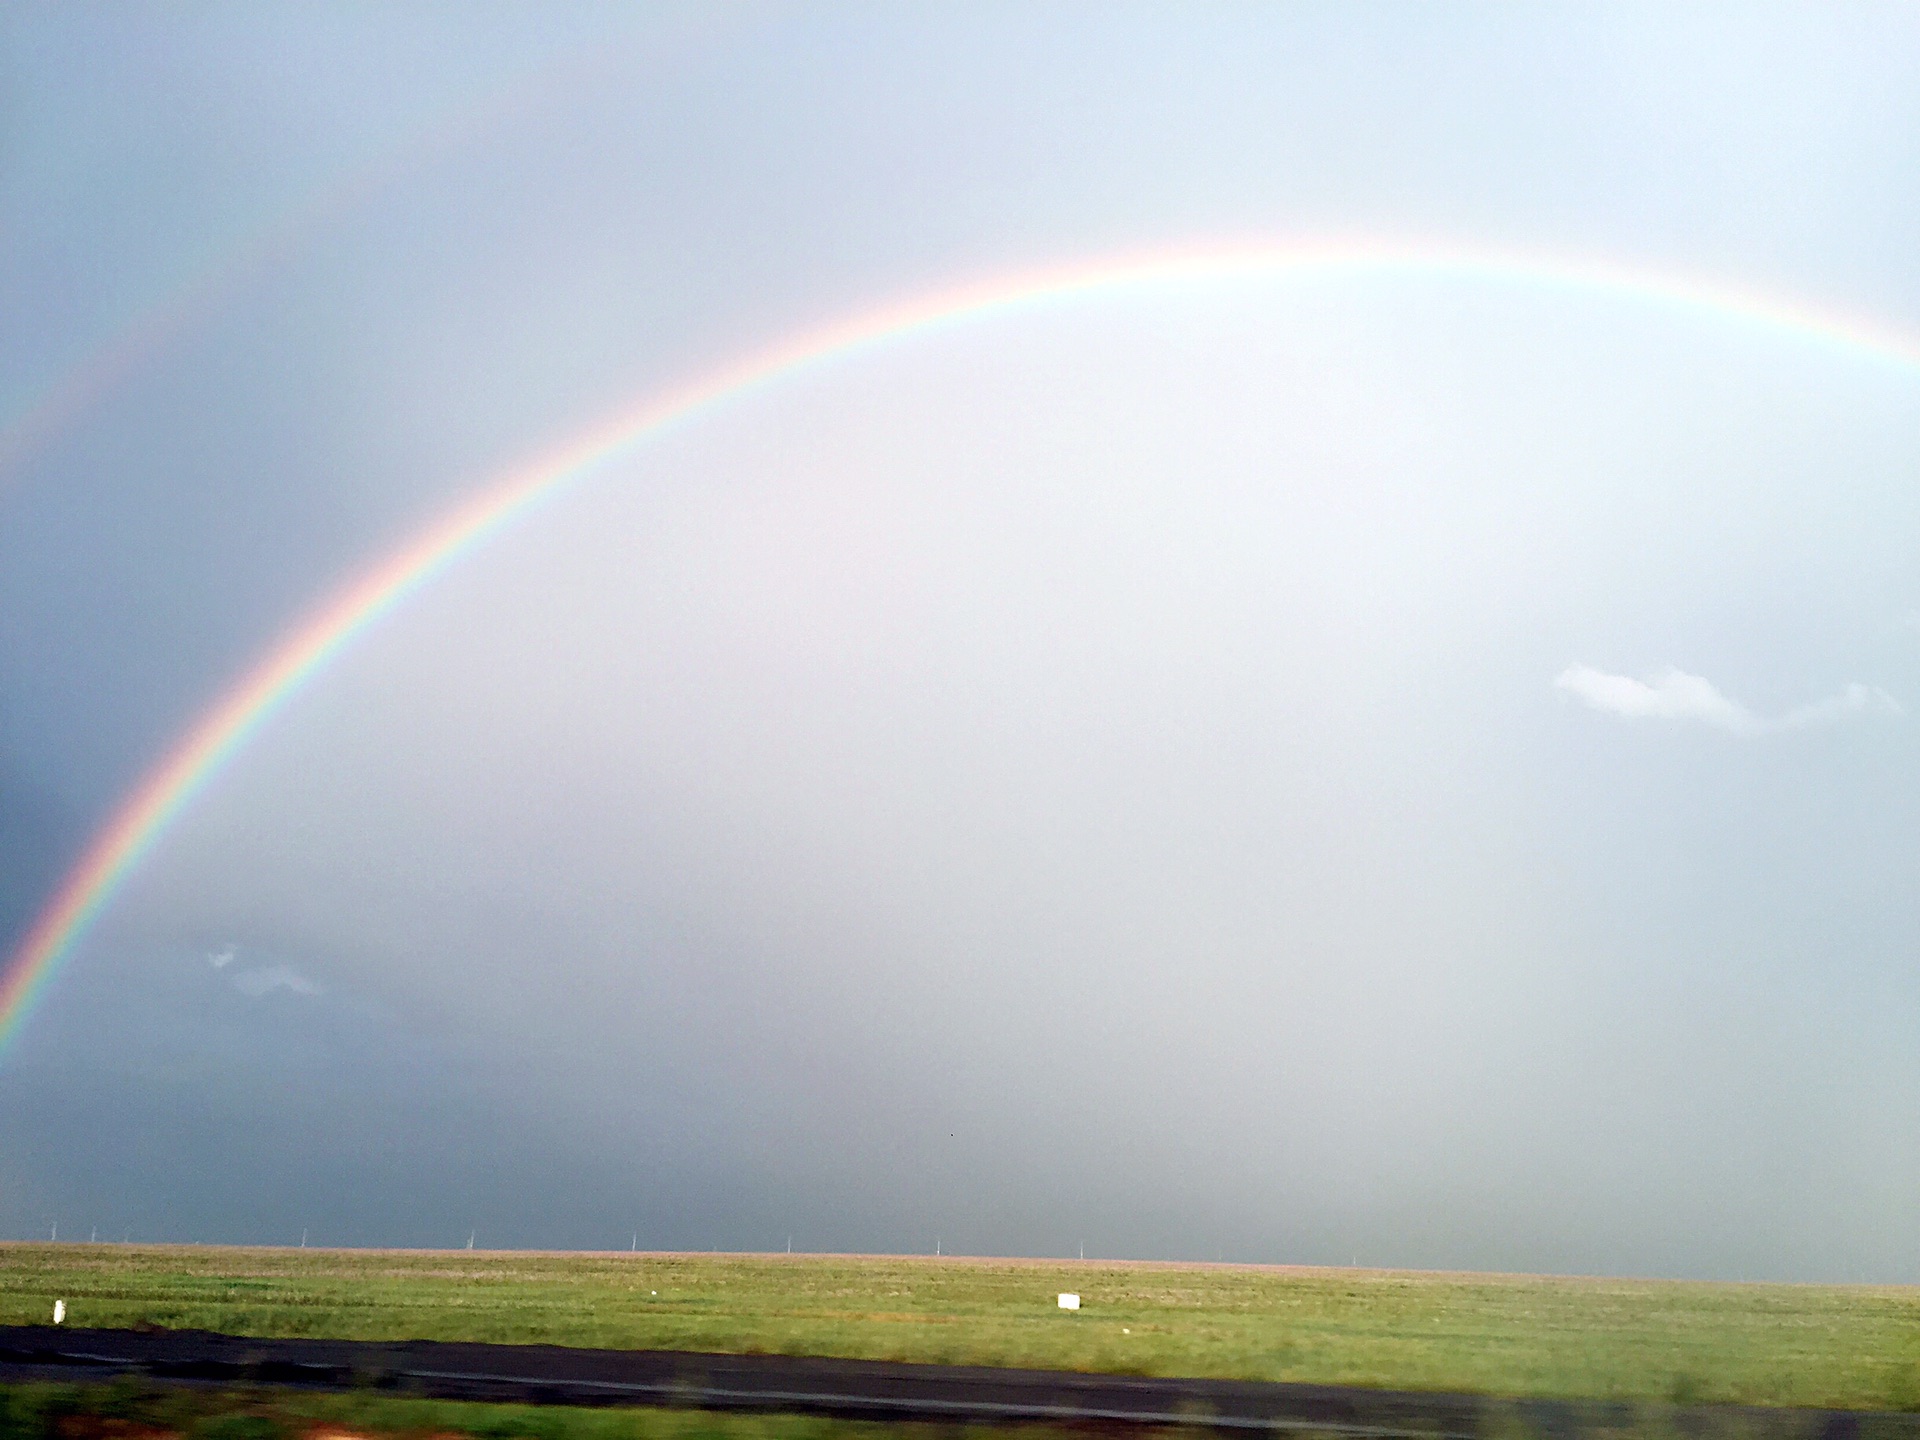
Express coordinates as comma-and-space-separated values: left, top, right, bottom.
3, 1246, 1919, 1413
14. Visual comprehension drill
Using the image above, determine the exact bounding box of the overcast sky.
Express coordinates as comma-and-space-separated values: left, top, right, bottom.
4, 2, 1920, 1280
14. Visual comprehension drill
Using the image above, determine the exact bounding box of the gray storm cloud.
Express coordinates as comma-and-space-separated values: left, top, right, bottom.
70, 276, 1920, 1277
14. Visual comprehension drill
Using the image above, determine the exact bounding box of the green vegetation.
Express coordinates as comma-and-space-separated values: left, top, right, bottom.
4, 1246, 1920, 1412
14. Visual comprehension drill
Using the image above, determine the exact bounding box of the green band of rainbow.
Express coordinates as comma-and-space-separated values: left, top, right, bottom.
6, 238, 1920, 1056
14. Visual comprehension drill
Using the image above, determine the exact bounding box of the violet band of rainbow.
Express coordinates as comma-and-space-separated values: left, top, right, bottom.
6, 238, 1920, 1056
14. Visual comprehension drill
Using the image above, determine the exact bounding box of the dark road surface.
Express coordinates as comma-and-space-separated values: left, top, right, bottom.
0, 1325, 1902, 1437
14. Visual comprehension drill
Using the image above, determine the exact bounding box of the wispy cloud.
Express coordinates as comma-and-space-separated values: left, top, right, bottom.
1555, 665, 1901, 737
231, 964, 321, 998
1776, 683, 1905, 730
207, 944, 236, 969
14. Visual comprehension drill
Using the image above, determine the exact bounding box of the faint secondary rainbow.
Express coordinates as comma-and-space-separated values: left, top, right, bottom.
0, 32, 629, 494
7, 236, 1920, 1055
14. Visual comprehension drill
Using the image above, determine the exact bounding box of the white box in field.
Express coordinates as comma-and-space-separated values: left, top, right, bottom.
1057, 1292, 1080, 1310
53, 1301, 65, 1324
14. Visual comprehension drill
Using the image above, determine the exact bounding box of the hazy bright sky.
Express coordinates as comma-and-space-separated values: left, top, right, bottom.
4, 3, 1920, 1279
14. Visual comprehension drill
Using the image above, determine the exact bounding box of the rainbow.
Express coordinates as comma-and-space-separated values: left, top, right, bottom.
6, 237, 1920, 1055
0, 146, 415, 488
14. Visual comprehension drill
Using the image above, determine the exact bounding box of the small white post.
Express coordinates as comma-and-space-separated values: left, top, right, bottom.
52, 1301, 65, 1325
1057, 1293, 1080, 1311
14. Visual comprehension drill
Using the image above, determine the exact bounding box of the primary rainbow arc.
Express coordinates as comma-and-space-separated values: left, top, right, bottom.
6, 237, 1920, 1055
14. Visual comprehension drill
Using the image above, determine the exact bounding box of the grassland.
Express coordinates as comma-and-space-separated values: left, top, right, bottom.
3, 1246, 1919, 1413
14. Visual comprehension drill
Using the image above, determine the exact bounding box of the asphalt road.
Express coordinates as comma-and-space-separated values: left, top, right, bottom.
0, 1325, 1898, 1437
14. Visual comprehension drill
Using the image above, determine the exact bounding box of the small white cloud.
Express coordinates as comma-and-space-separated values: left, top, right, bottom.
207, 945, 236, 969
1554, 664, 1761, 734
231, 965, 320, 998
1555, 665, 1900, 737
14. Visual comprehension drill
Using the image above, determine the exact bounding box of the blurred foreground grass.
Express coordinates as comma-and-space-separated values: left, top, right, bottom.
0, 1380, 1064, 1440
3, 1246, 1919, 1411
14, 1380, 1920, 1440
